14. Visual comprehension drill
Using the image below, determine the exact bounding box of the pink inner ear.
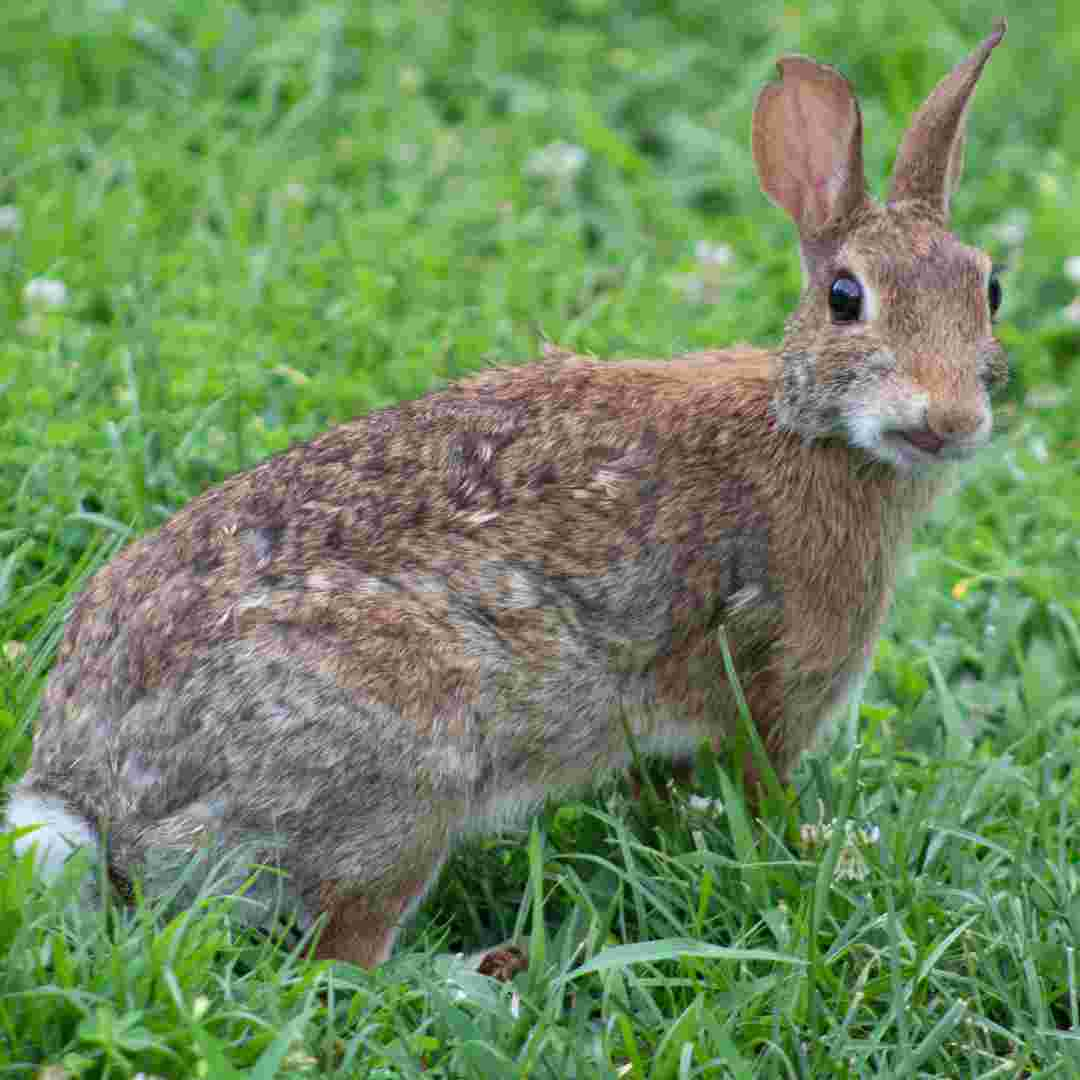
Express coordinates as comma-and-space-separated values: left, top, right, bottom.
752, 56, 866, 237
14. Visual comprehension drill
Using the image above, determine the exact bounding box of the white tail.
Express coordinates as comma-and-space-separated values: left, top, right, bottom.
5, 783, 98, 878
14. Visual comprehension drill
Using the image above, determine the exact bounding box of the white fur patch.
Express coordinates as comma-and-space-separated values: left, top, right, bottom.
5, 789, 98, 879
845, 384, 931, 469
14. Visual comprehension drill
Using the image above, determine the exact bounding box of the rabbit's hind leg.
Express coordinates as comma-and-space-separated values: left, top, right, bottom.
312, 851, 448, 968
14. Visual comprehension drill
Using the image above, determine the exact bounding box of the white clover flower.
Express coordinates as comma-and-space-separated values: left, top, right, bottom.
668, 272, 707, 303
1064, 256, 1080, 285
1029, 435, 1050, 464
1024, 384, 1067, 409
694, 240, 734, 267
283, 182, 308, 206
525, 141, 588, 182
990, 221, 1025, 247
23, 277, 69, 310
0, 205, 22, 234
1064, 298, 1080, 325
988, 211, 1028, 249
669, 240, 736, 305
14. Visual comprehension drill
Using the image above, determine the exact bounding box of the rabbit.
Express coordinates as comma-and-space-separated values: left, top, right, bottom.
5, 21, 1007, 968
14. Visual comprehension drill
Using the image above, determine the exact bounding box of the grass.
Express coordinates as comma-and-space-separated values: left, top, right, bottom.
1, 0, 1078, 1075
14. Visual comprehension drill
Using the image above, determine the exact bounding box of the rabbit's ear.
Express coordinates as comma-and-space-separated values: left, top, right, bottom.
752, 56, 867, 237
887, 20, 1006, 219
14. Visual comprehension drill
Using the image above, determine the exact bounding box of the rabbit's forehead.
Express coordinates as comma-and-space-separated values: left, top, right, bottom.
835, 220, 991, 295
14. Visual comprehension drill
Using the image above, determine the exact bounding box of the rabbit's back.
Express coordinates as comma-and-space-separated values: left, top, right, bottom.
33, 351, 782, 876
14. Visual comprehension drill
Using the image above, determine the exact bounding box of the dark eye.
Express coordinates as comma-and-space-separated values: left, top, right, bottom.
829, 273, 863, 323
988, 272, 1002, 319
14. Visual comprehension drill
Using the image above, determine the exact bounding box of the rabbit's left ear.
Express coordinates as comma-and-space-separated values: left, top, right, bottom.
887, 20, 1006, 220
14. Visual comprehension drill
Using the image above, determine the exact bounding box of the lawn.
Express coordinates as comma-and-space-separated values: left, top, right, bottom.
1, 0, 1079, 1075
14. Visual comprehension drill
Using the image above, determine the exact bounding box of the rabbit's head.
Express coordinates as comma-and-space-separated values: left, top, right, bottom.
754, 21, 1007, 472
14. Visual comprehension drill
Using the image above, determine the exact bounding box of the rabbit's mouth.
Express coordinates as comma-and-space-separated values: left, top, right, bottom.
880, 427, 984, 469
896, 426, 947, 455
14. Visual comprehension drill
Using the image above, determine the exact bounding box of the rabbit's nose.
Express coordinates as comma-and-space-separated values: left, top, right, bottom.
926, 400, 989, 444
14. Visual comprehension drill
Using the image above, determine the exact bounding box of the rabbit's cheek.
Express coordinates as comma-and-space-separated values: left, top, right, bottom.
772, 349, 838, 437
842, 384, 929, 464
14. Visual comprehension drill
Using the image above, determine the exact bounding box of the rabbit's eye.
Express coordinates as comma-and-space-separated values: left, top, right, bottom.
829, 273, 863, 323
988, 272, 1003, 318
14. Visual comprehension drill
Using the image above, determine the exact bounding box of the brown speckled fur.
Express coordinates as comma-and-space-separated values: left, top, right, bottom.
15, 24, 1006, 966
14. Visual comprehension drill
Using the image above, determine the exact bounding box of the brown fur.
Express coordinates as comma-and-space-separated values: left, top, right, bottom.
12, 24, 1007, 966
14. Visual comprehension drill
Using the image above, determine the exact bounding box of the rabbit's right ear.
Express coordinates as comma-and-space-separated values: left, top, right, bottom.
752, 57, 867, 239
